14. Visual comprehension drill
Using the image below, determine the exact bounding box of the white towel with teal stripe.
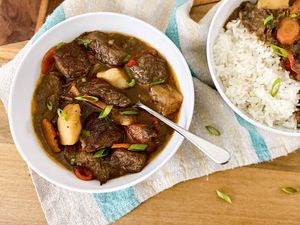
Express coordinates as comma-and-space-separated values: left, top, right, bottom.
0, 0, 300, 224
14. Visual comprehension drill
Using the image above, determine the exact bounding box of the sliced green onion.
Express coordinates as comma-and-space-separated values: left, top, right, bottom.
78, 38, 90, 49
122, 54, 132, 63
70, 157, 76, 166
263, 14, 273, 26
128, 144, 148, 151
91, 63, 102, 74
290, 13, 299, 19
56, 42, 65, 49
216, 190, 232, 204
205, 125, 221, 136
270, 78, 281, 97
99, 105, 113, 119
81, 129, 91, 137
124, 66, 133, 77
47, 101, 53, 111
57, 108, 68, 121
75, 95, 99, 102
150, 79, 165, 86
120, 110, 138, 115
93, 149, 110, 158
271, 44, 288, 58
127, 79, 136, 87
281, 187, 300, 194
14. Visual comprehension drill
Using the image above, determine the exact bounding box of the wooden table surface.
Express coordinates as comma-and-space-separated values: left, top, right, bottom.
1, 1, 300, 225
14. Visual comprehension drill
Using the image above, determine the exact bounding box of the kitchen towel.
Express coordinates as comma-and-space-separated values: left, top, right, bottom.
1, 0, 300, 224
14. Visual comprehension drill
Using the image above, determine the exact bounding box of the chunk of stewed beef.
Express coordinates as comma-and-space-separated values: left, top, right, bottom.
85, 31, 128, 66
81, 113, 124, 152
149, 84, 183, 116
129, 53, 169, 84
126, 124, 157, 144
54, 43, 91, 78
64, 145, 111, 184
34, 73, 62, 122
78, 78, 132, 107
109, 149, 147, 173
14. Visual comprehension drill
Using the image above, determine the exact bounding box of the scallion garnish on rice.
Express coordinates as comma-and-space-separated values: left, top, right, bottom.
205, 125, 221, 136
271, 44, 288, 58
263, 14, 273, 26
270, 78, 281, 97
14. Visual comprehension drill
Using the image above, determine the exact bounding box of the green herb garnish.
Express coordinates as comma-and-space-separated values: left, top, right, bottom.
91, 63, 102, 74
122, 54, 132, 63
99, 105, 113, 119
290, 13, 299, 19
78, 38, 90, 49
205, 125, 221, 136
124, 66, 133, 77
75, 95, 99, 102
281, 187, 300, 194
127, 79, 136, 87
57, 108, 68, 121
271, 44, 288, 58
270, 78, 281, 97
70, 157, 76, 166
120, 110, 138, 115
150, 79, 165, 86
56, 42, 65, 49
128, 144, 148, 151
81, 129, 91, 137
93, 149, 110, 158
216, 190, 232, 204
263, 14, 273, 26
47, 101, 53, 111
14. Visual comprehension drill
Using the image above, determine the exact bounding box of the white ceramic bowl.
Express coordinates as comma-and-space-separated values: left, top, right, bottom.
207, 0, 300, 136
8, 13, 194, 193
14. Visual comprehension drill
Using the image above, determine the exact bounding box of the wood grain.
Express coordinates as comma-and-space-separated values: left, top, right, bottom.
1, 1, 300, 225
0, 0, 40, 45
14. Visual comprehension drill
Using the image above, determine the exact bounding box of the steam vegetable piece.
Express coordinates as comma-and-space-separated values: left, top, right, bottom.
97, 68, 130, 89
41, 118, 61, 153
277, 17, 300, 45
257, 0, 289, 9
149, 84, 183, 116
291, 0, 300, 13
57, 104, 82, 145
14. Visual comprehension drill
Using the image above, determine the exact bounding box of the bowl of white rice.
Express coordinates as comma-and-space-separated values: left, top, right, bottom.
207, 0, 300, 136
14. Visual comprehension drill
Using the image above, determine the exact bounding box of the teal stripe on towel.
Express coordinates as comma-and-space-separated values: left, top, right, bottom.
165, 0, 189, 48
235, 114, 271, 161
93, 187, 140, 224
32, 5, 66, 43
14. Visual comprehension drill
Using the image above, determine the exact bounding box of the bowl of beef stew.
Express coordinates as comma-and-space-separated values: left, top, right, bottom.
8, 12, 194, 192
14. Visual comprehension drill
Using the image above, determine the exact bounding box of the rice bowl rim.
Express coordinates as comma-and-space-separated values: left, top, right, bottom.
207, 0, 300, 136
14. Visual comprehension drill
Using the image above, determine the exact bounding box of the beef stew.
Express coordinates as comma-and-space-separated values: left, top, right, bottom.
32, 31, 183, 184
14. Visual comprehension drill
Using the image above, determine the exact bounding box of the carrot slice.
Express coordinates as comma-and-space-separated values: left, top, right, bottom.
277, 17, 300, 45
41, 47, 56, 74
291, 0, 300, 13
41, 118, 61, 153
74, 166, 93, 181
127, 59, 136, 67
111, 143, 131, 149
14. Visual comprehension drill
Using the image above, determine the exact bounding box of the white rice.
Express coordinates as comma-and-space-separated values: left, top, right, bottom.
213, 19, 300, 129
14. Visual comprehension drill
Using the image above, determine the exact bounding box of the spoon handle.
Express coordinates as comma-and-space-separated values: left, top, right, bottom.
137, 102, 231, 164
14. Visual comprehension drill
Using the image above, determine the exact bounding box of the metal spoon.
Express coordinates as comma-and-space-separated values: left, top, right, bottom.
135, 102, 231, 164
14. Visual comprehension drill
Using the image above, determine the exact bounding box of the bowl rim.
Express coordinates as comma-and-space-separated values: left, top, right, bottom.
8, 12, 195, 193
207, 0, 300, 137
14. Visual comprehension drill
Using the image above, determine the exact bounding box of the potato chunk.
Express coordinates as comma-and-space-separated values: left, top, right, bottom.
97, 68, 129, 89
257, 0, 289, 9
57, 104, 82, 145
